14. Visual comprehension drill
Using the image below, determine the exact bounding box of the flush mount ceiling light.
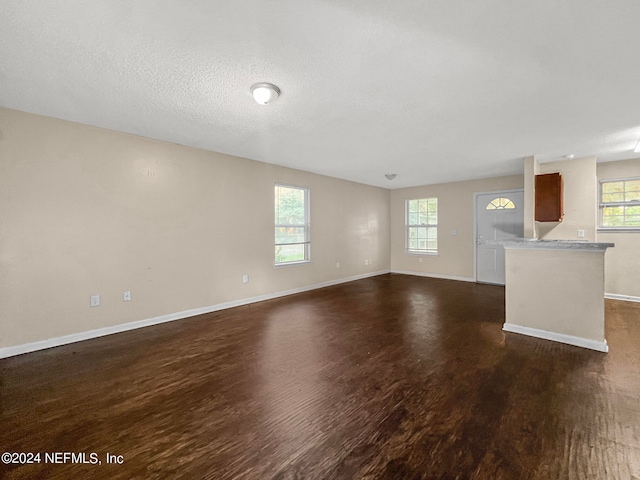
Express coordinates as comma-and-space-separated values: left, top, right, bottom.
251, 83, 280, 105
634, 138, 640, 153
385, 173, 397, 180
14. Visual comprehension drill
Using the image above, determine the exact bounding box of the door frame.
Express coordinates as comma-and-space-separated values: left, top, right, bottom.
473, 188, 524, 283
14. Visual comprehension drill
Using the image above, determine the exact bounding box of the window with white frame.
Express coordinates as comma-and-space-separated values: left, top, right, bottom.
600, 178, 640, 229
275, 184, 310, 264
406, 197, 438, 254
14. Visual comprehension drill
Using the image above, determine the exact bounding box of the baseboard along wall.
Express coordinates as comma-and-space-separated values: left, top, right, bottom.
3, 272, 636, 359
0, 270, 390, 359
605, 293, 640, 303
502, 322, 609, 353
390, 270, 475, 283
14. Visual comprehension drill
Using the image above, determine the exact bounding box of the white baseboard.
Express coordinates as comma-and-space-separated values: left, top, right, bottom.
0, 270, 390, 359
391, 269, 475, 283
502, 323, 608, 353
605, 293, 640, 303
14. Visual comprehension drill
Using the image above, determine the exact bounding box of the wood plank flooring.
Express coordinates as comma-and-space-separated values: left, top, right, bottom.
1, 273, 639, 479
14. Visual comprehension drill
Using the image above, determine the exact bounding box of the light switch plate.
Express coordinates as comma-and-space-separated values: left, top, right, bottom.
90, 294, 100, 307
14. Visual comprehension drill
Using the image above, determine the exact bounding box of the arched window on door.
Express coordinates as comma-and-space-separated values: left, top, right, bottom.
486, 197, 516, 210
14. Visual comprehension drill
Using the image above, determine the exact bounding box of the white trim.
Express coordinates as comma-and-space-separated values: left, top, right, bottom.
605, 293, 640, 303
502, 323, 608, 352
598, 228, 640, 233
274, 260, 313, 268
599, 177, 640, 229
391, 269, 475, 283
275, 183, 310, 265
405, 197, 439, 255
0, 270, 390, 359
599, 175, 640, 183
472, 188, 524, 283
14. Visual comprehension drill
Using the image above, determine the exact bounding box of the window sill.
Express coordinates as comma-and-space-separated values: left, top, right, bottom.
405, 251, 439, 256
274, 260, 313, 268
597, 228, 640, 233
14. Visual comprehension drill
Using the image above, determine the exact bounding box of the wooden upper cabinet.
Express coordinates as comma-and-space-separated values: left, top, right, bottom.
535, 172, 564, 222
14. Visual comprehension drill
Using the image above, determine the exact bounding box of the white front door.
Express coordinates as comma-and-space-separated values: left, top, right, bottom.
475, 190, 524, 285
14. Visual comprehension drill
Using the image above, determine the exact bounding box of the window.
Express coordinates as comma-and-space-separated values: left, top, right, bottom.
600, 178, 640, 229
406, 197, 438, 254
486, 197, 516, 210
275, 184, 310, 264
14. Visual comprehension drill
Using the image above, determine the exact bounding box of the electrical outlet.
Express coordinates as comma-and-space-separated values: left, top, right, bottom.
90, 294, 100, 307
336, 261, 340, 268
419, 257, 423, 263
123, 291, 131, 301
242, 274, 249, 284
577, 229, 585, 238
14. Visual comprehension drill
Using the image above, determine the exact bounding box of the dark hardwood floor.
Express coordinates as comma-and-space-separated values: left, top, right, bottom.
1, 274, 639, 479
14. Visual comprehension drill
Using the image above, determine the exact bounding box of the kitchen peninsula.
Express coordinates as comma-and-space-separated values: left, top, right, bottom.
501, 239, 614, 352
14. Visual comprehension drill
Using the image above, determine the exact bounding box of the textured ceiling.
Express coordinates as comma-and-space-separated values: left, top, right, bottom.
2, 1, 640, 189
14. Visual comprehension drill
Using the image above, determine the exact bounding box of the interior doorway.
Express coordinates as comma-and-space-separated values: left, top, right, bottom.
475, 189, 524, 285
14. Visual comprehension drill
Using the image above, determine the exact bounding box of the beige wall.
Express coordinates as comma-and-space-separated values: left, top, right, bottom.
522, 155, 639, 299
0, 108, 390, 349
535, 156, 598, 241
2, 106, 638, 353
597, 158, 640, 298
505, 248, 606, 343
390, 175, 524, 279
523, 155, 539, 238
